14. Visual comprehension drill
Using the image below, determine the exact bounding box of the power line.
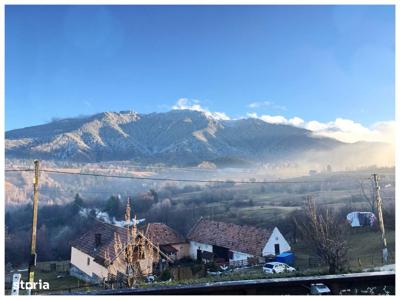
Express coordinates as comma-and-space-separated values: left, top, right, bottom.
5, 169, 33, 172
7, 161, 395, 174
39, 189, 125, 195
7, 162, 235, 173
5, 168, 371, 185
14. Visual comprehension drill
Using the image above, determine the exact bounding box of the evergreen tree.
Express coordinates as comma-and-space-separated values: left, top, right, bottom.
104, 195, 122, 218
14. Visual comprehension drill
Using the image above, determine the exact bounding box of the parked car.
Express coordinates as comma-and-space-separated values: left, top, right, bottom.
263, 262, 296, 274
310, 283, 331, 295
144, 275, 156, 283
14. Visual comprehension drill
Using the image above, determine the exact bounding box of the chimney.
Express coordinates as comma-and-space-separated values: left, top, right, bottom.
95, 233, 102, 248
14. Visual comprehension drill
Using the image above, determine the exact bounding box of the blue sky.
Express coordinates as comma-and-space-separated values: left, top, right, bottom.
5, 5, 395, 135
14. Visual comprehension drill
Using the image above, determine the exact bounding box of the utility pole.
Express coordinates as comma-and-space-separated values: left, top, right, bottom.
27, 160, 40, 295
372, 173, 388, 264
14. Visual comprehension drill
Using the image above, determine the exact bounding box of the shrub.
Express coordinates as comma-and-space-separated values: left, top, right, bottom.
159, 268, 172, 281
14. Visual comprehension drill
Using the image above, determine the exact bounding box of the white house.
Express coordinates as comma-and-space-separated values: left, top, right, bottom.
262, 227, 291, 256
70, 222, 159, 283
187, 218, 291, 265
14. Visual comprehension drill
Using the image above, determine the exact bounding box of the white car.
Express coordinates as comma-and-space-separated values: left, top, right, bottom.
263, 262, 296, 274
310, 283, 331, 295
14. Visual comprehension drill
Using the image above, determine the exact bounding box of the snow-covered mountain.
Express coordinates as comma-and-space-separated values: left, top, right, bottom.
5, 109, 383, 167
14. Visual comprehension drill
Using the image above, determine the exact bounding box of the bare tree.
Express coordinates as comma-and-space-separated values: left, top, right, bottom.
360, 179, 375, 213
295, 197, 348, 274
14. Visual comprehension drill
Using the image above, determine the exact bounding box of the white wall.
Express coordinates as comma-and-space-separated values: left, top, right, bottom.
189, 240, 253, 263
70, 247, 108, 279
262, 227, 291, 256
189, 241, 213, 260
230, 250, 253, 262
171, 243, 190, 260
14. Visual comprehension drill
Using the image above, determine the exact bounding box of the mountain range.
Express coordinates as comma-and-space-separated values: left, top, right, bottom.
5, 110, 389, 167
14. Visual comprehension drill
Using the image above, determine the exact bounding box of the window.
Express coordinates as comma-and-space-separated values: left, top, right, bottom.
87, 257, 90, 266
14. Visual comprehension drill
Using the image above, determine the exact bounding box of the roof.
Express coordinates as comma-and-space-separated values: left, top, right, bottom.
71, 221, 130, 266
160, 244, 178, 254
144, 223, 186, 246
187, 218, 272, 257
71, 221, 183, 267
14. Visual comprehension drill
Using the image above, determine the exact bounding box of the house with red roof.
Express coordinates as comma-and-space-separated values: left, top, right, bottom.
187, 218, 291, 265
144, 223, 189, 261
70, 221, 185, 283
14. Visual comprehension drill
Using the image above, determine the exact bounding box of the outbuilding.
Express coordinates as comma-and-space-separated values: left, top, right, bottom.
187, 218, 291, 265
144, 222, 189, 261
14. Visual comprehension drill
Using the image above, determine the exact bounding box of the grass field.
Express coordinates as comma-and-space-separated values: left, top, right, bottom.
170, 168, 394, 233
291, 229, 395, 272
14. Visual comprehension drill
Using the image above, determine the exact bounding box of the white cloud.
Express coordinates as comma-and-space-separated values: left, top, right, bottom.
305, 120, 329, 131
303, 118, 395, 144
173, 99, 393, 144
260, 115, 288, 124
247, 113, 304, 127
248, 101, 272, 108
288, 117, 305, 127
172, 98, 230, 120
371, 121, 396, 143
247, 113, 394, 144
247, 101, 286, 111
172, 98, 202, 111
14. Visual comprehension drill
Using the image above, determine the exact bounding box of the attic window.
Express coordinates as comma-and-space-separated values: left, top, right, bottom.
87, 257, 90, 266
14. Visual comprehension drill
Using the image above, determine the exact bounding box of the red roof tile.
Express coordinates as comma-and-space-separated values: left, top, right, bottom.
71, 221, 130, 266
145, 223, 186, 245
71, 221, 184, 266
187, 218, 272, 257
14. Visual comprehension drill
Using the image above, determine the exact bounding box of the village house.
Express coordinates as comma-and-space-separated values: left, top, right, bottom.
70, 205, 291, 283
70, 220, 187, 283
70, 221, 154, 283
144, 223, 189, 261
71, 199, 152, 283
187, 218, 291, 265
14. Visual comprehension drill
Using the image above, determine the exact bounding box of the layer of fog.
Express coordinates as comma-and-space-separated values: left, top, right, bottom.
5, 141, 394, 207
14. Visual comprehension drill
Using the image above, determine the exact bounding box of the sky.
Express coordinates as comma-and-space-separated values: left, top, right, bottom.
5, 5, 395, 143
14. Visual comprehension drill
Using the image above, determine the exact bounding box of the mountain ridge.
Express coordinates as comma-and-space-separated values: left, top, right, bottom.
6, 109, 386, 167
